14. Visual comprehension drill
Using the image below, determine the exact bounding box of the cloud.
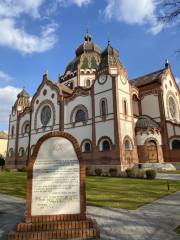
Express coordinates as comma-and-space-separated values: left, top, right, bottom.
0, 70, 13, 83
176, 77, 180, 86
0, 19, 58, 54
0, 85, 21, 130
0, 0, 92, 54
103, 0, 163, 35
0, 0, 46, 18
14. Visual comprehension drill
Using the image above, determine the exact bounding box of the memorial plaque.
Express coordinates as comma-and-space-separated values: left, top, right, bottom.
8, 131, 100, 240
32, 137, 80, 215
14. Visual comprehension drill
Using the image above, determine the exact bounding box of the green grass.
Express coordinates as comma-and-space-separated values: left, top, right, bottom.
158, 170, 180, 174
175, 225, 180, 234
0, 172, 180, 209
86, 176, 180, 209
0, 171, 26, 198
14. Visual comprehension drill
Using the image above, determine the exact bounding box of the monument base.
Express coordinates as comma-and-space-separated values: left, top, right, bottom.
8, 218, 100, 240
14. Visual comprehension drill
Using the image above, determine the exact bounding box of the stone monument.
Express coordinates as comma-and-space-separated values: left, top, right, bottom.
8, 131, 100, 240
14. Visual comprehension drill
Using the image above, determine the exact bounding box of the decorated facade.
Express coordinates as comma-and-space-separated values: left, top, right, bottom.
6, 32, 180, 172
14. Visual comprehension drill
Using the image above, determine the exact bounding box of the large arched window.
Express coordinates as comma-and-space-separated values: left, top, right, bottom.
172, 139, 180, 150
75, 110, 86, 122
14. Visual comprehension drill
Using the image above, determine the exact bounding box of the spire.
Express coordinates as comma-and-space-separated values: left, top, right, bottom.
84, 29, 92, 42
165, 59, 169, 68
43, 70, 48, 81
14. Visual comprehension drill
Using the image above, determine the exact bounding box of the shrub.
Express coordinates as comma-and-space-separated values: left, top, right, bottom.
0, 154, 5, 169
126, 168, 145, 179
146, 169, 156, 179
109, 168, 118, 177
126, 168, 135, 178
18, 167, 27, 172
3, 167, 11, 172
95, 168, 102, 176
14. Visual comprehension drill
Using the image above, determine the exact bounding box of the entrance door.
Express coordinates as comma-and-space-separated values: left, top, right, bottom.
147, 140, 158, 163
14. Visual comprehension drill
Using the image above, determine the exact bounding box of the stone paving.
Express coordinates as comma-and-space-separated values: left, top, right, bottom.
0, 192, 180, 240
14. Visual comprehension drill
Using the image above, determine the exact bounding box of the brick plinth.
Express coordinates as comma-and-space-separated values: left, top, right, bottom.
8, 218, 100, 240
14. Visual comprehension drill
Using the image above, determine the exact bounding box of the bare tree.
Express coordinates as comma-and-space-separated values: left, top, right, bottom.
159, 1, 180, 23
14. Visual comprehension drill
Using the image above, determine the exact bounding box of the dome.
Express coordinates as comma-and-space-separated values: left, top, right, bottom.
60, 32, 102, 81
14, 89, 30, 110
136, 116, 160, 129
98, 42, 121, 69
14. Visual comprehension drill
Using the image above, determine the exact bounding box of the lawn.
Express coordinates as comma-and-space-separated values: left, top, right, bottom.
0, 171, 180, 210
158, 170, 180, 174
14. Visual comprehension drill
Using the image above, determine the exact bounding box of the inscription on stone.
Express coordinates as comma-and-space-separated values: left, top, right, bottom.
31, 137, 80, 216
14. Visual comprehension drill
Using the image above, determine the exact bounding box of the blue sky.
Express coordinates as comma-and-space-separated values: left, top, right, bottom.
0, 0, 180, 131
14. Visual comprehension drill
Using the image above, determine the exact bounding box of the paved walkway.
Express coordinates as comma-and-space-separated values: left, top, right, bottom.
156, 173, 180, 181
0, 192, 180, 240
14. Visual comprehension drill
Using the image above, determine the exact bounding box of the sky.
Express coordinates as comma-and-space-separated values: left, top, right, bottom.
0, 0, 180, 131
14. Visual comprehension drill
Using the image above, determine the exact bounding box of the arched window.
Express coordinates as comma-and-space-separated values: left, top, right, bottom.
24, 124, 30, 134
19, 147, 25, 157
85, 142, 91, 152
86, 79, 91, 87
9, 148, 13, 157
69, 82, 74, 89
125, 140, 131, 150
100, 98, 108, 118
172, 139, 180, 150
123, 99, 128, 116
11, 126, 14, 138
75, 110, 86, 122
102, 140, 110, 151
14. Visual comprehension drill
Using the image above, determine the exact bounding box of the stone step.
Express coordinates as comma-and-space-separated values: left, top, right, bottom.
8, 228, 100, 240
17, 219, 94, 232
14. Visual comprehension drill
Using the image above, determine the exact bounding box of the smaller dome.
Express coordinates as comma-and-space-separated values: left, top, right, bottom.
98, 42, 121, 69
17, 89, 29, 98
136, 116, 160, 129
14, 89, 30, 111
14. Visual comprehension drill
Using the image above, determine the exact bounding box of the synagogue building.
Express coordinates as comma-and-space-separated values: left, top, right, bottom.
6, 32, 180, 172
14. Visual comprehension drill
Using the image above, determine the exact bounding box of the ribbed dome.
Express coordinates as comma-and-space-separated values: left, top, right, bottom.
98, 42, 121, 69
14, 89, 30, 110
136, 116, 160, 129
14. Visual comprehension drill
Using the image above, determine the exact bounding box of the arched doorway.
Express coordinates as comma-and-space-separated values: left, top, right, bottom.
146, 140, 158, 163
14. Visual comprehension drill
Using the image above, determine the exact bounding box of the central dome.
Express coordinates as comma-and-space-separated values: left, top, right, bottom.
60, 32, 102, 82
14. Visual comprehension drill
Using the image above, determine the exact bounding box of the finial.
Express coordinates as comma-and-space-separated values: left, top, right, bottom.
107, 32, 110, 45
43, 69, 48, 81
165, 59, 169, 68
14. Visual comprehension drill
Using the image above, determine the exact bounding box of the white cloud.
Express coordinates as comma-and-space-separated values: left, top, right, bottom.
104, 0, 163, 35
0, 85, 21, 129
0, 0, 91, 54
0, 0, 46, 18
0, 19, 58, 54
0, 70, 13, 83
176, 77, 180, 86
